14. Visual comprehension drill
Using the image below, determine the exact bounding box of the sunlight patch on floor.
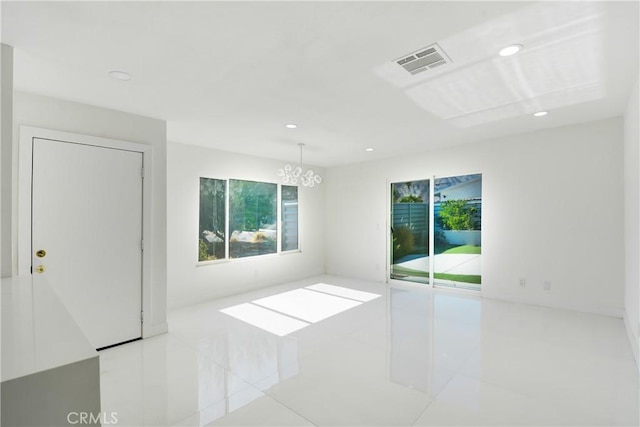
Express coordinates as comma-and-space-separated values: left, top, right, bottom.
221, 284, 381, 336
305, 283, 381, 302
220, 303, 310, 336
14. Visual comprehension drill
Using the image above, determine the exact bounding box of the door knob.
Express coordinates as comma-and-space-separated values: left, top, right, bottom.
35, 265, 46, 274
36, 249, 47, 258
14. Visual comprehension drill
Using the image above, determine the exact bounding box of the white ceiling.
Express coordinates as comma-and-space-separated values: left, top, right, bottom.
2, 1, 638, 167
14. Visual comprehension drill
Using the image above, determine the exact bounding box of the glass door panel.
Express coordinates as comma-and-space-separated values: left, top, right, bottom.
433, 174, 482, 290
390, 179, 430, 284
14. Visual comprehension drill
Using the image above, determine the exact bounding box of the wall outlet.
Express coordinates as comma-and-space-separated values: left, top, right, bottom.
543, 280, 551, 291
519, 278, 526, 288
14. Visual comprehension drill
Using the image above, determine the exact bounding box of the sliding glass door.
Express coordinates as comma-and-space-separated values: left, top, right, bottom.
433, 174, 482, 290
390, 180, 430, 284
389, 174, 482, 290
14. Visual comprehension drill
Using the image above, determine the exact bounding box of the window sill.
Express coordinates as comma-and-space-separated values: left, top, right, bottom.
196, 249, 302, 267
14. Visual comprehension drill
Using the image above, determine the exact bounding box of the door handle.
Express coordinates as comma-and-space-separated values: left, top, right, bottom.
35, 265, 46, 274
36, 249, 47, 258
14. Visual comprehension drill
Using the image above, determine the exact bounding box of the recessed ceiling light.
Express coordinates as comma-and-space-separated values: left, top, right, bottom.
533, 111, 548, 117
499, 44, 523, 57
285, 124, 298, 129
365, 148, 374, 152
109, 70, 131, 81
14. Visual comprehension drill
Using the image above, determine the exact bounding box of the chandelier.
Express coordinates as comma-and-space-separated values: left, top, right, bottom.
277, 143, 322, 187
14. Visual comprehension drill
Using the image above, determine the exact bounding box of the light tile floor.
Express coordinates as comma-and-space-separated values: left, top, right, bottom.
99, 275, 639, 426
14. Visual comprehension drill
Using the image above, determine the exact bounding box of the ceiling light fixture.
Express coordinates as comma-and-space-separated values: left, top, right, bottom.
498, 44, 523, 57
533, 111, 548, 117
365, 148, 374, 152
108, 70, 131, 81
285, 124, 298, 129
277, 143, 322, 188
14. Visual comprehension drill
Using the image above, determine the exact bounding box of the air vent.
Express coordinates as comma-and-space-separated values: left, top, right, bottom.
395, 43, 451, 76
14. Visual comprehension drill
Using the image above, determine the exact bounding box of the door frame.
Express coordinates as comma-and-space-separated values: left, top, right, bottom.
386, 174, 483, 295
387, 176, 435, 288
18, 126, 152, 336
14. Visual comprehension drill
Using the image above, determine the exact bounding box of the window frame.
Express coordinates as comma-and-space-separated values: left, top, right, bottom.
198, 177, 227, 262
228, 179, 278, 259
197, 177, 301, 266
280, 184, 300, 253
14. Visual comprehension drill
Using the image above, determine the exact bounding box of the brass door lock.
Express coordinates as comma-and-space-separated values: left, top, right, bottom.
35, 265, 46, 274
36, 249, 47, 258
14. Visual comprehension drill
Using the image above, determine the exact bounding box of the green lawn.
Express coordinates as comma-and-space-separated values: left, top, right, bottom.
438, 244, 481, 255
435, 272, 481, 284
392, 265, 429, 278
392, 264, 481, 284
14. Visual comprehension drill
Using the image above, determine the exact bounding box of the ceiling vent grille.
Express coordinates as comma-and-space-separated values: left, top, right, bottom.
395, 43, 451, 75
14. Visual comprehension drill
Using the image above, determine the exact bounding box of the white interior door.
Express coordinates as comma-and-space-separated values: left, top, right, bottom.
32, 138, 143, 350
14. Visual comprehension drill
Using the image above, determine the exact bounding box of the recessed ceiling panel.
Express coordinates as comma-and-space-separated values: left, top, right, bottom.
376, 1, 610, 127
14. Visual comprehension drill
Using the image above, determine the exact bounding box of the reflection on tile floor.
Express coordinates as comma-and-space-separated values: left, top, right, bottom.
100, 275, 639, 426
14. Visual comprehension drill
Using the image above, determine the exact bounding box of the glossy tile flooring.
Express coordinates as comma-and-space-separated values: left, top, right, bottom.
100, 275, 639, 426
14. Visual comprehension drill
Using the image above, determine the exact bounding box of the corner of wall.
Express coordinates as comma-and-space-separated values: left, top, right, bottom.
144, 320, 169, 338
11, 94, 169, 341
166, 142, 328, 308
624, 310, 639, 369
1, 44, 14, 278
623, 76, 640, 369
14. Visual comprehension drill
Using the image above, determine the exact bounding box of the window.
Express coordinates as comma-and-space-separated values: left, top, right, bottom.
281, 185, 299, 251
199, 178, 226, 261
199, 178, 300, 262
229, 179, 277, 259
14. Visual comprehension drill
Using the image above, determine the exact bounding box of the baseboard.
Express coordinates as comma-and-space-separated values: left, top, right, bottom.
623, 311, 640, 370
481, 291, 625, 318
143, 321, 168, 338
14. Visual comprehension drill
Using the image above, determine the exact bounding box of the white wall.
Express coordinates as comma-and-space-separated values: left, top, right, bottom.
325, 118, 625, 317
167, 142, 326, 310
624, 78, 640, 366
12, 91, 168, 336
